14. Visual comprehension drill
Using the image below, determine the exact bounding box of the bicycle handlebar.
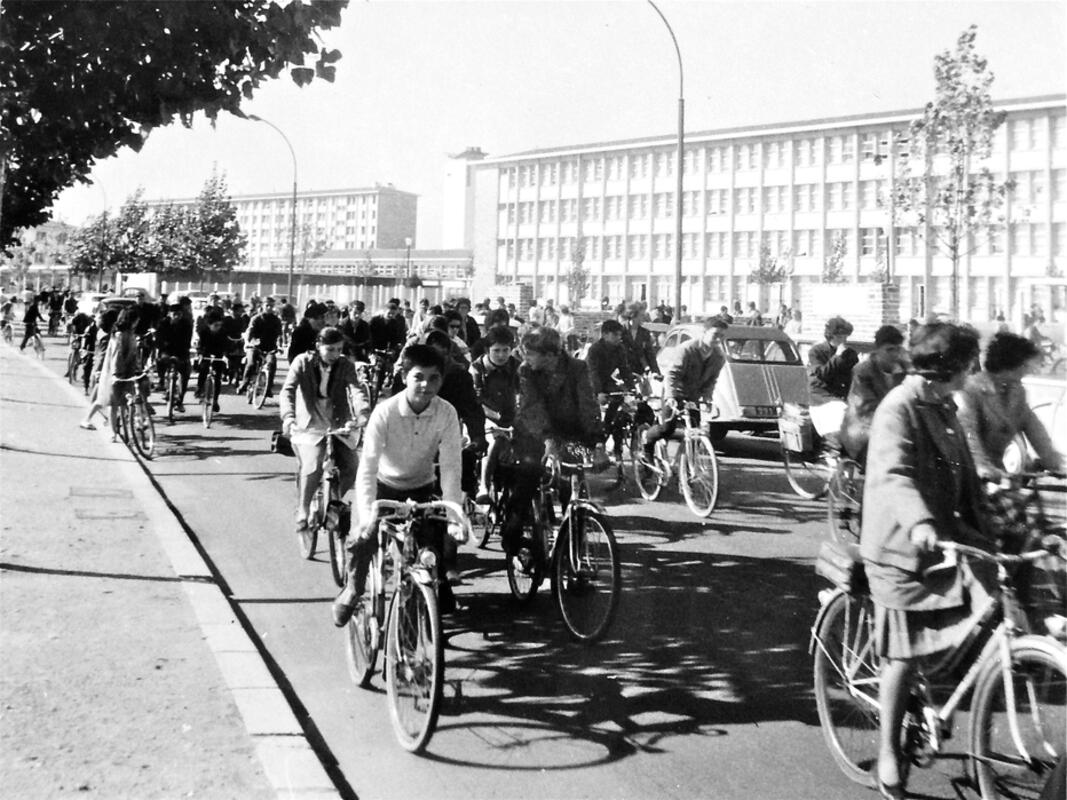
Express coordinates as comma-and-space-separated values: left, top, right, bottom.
937, 536, 1065, 566
111, 371, 151, 383
368, 498, 472, 543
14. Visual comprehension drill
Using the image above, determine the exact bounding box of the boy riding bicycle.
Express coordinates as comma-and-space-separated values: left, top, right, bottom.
154, 304, 193, 412
332, 344, 463, 626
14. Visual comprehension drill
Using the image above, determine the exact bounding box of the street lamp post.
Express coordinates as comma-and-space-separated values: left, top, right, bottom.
649, 1, 684, 320
248, 115, 297, 302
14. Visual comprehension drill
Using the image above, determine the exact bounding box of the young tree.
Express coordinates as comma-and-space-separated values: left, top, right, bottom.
111, 189, 154, 275
822, 232, 848, 283
893, 25, 1012, 319
148, 203, 197, 278
566, 241, 590, 306
749, 243, 787, 285
1, 0, 346, 250
66, 212, 120, 290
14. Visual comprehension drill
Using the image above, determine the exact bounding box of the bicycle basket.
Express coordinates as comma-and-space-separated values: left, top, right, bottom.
778, 403, 814, 453
270, 430, 295, 457
814, 540, 868, 595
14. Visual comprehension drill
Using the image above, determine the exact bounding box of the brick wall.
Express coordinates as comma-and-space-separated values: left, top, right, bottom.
801, 283, 901, 342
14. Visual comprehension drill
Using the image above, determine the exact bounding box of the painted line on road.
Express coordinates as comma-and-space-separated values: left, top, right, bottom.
22, 351, 345, 800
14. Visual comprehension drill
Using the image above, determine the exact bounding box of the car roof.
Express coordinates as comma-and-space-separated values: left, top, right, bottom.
666, 322, 795, 341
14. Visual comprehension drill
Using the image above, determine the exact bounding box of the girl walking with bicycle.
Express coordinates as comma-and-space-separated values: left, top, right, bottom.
79, 307, 145, 440
859, 322, 995, 799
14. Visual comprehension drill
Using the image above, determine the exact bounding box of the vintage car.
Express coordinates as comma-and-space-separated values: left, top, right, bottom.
655, 323, 810, 439
1002, 374, 1066, 474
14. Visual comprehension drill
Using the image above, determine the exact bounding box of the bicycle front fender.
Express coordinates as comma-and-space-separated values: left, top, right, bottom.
560, 498, 605, 526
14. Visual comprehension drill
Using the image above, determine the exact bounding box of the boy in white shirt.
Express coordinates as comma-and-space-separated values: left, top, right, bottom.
332, 344, 463, 625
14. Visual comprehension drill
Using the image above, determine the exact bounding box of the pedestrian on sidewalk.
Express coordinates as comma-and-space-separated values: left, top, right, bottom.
79, 309, 118, 431
80, 307, 141, 439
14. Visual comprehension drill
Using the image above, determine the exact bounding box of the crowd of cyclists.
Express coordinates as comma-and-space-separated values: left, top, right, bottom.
7, 281, 1065, 792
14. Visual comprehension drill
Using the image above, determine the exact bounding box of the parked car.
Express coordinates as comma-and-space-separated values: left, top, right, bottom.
75, 292, 109, 316
655, 323, 810, 439
98, 295, 138, 314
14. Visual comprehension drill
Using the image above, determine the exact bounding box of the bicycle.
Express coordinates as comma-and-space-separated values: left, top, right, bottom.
826, 454, 864, 544
65, 332, 88, 386
112, 371, 156, 459
366, 348, 397, 407
811, 535, 1067, 798
198, 355, 228, 429
471, 424, 514, 549
300, 429, 356, 583
504, 443, 622, 642
632, 400, 720, 518
156, 355, 186, 424
601, 386, 657, 487
244, 348, 277, 409
778, 402, 836, 500
345, 498, 471, 753
1, 320, 12, 345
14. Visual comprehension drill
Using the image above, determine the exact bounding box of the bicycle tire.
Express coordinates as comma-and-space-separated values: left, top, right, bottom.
680, 435, 719, 517
506, 497, 546, 602
813, 591, 881, 786
346, 598, 381, 688
327, 502, 349, 588
552, 507, 620, 643
827, 459, 864, 545
131, 398, 156, 459
301, 488, 325, 560
252, 369, 269, 409
385, 575, 443, 753
165, 368, 178, 424
118, 402, 133, 445
631, 423, 665, 501
783, 448, 829, 499
971, 640, 1067, 800
202, 373, 215, 429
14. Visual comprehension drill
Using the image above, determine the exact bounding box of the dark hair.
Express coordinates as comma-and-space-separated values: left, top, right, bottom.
601, 319, 624, 336
483, 325, 515, 348
304, 302, 328, 319
423, 314, 450, 334
454, 297, 471, 309
444, 309, 463, 325
705, 315, 729, 330
909, 322, 980, 380
824, 316, 854, 339
317, 326, 344, 345
400, 343, 445, 375
429, 304, 444, 316
114, 306, 140, 333
353, 300, 365, 313
522, 327, 562, 355
874, 324, 905, 348
98, 308, 119, 334
424, 330, 452, 351
203, 308, 224, 324
984, 332, 1041, 373
487, 308, 510, 327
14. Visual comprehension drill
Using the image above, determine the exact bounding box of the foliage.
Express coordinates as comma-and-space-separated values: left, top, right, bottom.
1, 0, 347, 250
66, 212, 120, 280
892, 25, 1012, 317
566, 241, 590, 304
822, 233, 848, 283
748, 244, 788, 284
192, 172, 246, 276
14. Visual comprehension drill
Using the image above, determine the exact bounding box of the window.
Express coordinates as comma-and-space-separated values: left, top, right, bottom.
1011, 118, 1037, 151
562, 161, 578, 184
629, 154, 649, 180
735, 143, 756, 171
583, 158, 604, 182
1054, 169, 1067, 204
560, 199, 577, 222
706, 146, 726, 172
655, 151, 673, 178
608, 155, 625, 181
829, 134, 855, 164
706, 188, 728, 215
684, 148, 699, 174
794, 184, 817, 212
1052, 115, 1067, 151
795, 138, 816, 167
861, 227, 881, 256
605, 195, 623, 220
583, 197, 602, 221
628, 234, 649, 259
860, 180, 883, 210
1012, 170, 1046, 206
1053, 223, 1065, 256
793, 229, 816, 257
763, 185, 787, 214
734, 187, 756, 214
655, 234, 671, 260
764, 141, 785, 170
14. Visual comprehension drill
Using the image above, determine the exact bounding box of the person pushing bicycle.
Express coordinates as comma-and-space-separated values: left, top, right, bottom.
641, 315, 728, 461
332, 343, 463, 625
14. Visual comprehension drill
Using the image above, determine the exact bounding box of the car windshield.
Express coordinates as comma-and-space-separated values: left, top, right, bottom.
725, 337, 801, 364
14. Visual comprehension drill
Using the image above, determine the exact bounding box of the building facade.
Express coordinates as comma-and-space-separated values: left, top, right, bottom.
150, 184, 418, 273
451, 95, 1065, 325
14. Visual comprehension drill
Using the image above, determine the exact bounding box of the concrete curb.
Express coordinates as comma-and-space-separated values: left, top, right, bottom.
26, 354, 340, 800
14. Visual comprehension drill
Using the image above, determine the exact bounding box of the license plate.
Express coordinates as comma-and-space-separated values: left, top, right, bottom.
745, 405, 778, 418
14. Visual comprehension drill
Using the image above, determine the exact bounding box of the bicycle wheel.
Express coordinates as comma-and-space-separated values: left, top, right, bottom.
971, 640, 1067, 800
327, 502, 350, 588
202, 373, 215, 429
251, 368, 269, 409
631, 423, 665, 501
552, 508, 620, 643
165, 368, 178, 423
345, 564, 382, 688
301, 488, 323, 560
812, 591, 881, 785
118, 402, 132, 445
130, 399, 156, 459
680, 436, 719, 517
66, 349, 79, 384
783, 448, 829, 499
385, 576, 443, 753
827, 459, 864, 545
506, 498, 546, 602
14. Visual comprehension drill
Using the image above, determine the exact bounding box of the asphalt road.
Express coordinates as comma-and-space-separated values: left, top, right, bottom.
41, 343, 1004, 800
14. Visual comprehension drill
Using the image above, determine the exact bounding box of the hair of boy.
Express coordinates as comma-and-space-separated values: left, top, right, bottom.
400, 343, 446, 375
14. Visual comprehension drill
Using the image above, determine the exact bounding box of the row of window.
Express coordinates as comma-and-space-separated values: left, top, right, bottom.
500, 169, 1067, 225
499, 222, 1065, 263
502, 116, 1065, 189
243, 196, 379, 211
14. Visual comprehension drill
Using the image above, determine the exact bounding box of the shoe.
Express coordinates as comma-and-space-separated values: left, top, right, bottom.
445, 569, 463, 586
332, 590, 362, 628
175, 403, 185, 413
235, 383, 248, 394
212, 402, 220, 413
876, 778, 906, 800
264, 390, 273, 399
474, 491, 491, 505
78, 421, 96, 431
295, 519, 309, 534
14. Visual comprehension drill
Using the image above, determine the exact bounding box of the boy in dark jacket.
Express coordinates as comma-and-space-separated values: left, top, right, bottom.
469, 325, 520, 503
585, 319, 635, 464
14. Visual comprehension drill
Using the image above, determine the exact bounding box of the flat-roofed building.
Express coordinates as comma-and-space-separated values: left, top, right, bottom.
447, 94, 1065, 325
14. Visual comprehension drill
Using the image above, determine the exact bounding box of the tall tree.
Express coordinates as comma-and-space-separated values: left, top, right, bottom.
111, 189, 154, 274
148, 203, 197, 277
1, 0, 346, 250
893, 25, 1012, 319
190, 172, 246, 279
66, 212, 120, 289
822, 232, 848, 284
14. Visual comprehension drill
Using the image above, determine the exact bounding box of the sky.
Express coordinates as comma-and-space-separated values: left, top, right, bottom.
49, 0, 1066, 248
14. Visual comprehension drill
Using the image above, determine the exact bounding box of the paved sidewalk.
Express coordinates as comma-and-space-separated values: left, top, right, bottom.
0, 345, 335, 798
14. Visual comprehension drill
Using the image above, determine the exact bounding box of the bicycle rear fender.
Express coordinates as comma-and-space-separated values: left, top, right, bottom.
808, 586, 849, 656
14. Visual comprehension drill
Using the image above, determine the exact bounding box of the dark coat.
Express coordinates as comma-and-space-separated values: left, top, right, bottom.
859, 376, 995, 610
287, 319, 318, 364
840, 358, 904, 459
622, 324, 659, 374
470, 355, 519, 427
585, 338, 634, 395
808, 339, 859, 403
665, 339, 725, 401
515, 353, 603, 453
